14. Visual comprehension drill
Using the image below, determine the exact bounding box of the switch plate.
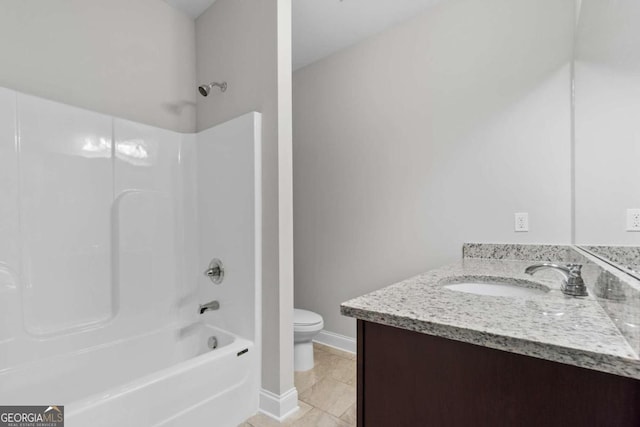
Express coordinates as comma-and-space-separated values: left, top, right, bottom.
515, 212, 529, 232
627, 209, 640, 232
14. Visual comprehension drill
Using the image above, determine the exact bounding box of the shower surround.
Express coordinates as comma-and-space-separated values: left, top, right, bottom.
0, 87, 261, 426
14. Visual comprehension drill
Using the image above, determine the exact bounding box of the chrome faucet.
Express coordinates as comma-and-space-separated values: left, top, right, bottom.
524, 263, 588, 297
199, 300, 220, 314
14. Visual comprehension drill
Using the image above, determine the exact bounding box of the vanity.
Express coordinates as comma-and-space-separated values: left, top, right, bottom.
341, 244, 640, 427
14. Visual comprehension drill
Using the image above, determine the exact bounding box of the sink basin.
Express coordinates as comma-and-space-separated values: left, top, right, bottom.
444, 281, 549, 297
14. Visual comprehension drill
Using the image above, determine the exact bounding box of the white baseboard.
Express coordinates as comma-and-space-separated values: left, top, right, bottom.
314, 329, 357, 354
259, 387, 299, 421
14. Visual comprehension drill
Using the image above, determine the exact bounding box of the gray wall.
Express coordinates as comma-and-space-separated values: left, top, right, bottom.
0, 0, 196, 133
196, 0, 295, 397
293, 0, 575, 338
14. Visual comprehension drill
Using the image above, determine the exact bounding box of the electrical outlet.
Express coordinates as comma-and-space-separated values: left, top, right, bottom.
627, 209, 640, 232
514, 212, 529, 232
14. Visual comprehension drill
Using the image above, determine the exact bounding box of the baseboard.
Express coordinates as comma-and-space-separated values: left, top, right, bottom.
258, 387, 299, 421
314, 329, 357, 354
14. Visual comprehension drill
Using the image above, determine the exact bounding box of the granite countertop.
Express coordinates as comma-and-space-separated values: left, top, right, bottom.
341, 249, 640, 380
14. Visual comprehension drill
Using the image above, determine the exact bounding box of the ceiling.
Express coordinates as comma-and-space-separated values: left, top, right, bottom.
292, 0, 442, 70
164, 0, 441, 70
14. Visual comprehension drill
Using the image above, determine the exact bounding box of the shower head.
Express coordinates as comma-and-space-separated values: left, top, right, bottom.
198, 82, 227, 96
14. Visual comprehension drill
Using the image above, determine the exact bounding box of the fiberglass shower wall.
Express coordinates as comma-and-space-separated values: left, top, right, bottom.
192, 112, 262, 344
0, 87, 261, 386
0, 88, 190, 374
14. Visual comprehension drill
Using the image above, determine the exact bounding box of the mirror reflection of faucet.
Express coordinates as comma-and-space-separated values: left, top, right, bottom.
199, 300, 220, 314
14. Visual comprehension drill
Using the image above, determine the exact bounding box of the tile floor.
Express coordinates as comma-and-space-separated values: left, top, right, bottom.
240, 343, 357, 427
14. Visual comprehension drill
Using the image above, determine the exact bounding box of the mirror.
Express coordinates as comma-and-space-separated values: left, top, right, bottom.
573, 0, 640, 274
292, 0, 639, 287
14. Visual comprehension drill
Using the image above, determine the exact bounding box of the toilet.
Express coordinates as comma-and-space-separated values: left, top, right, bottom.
293, 309, 324, 371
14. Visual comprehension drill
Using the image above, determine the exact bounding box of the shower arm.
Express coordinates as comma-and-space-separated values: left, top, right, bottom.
198, 81, 228, 97
209, 82, 227, 92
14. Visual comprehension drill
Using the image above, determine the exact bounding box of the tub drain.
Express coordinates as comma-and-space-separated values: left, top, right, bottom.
208, 336, 218, 350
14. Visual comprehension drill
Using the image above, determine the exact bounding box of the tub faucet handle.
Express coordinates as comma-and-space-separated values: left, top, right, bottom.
204, 258, 224, 284
567, 263, 583, 275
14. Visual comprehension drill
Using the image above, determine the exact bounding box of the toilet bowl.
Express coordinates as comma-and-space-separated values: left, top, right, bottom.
293, 309, 324, 371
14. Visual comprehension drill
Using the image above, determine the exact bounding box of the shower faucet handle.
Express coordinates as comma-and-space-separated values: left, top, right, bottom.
204, 258, 224, 284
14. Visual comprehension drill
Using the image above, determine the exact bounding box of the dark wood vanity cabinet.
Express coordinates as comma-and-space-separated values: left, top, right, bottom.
357, 321, 640, 427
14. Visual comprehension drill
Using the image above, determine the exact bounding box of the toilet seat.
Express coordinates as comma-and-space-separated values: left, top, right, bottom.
294, 309, 324, 333
294, 309, 323, 326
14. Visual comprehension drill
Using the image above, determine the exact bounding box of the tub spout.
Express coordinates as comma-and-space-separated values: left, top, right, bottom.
199, 300, 220, 314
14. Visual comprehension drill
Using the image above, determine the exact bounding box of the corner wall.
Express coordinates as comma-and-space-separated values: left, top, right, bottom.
293, 0, 575, 338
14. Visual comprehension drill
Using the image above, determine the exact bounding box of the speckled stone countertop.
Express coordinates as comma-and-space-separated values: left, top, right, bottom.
341, 245, 640, 380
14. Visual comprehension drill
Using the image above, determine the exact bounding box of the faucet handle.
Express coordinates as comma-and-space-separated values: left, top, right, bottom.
204, 258, 224, 284
566, 263, 583, 277
564, 264, 588, 297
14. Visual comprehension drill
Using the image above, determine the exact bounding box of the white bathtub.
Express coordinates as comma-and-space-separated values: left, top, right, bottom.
0, 322, 259, 427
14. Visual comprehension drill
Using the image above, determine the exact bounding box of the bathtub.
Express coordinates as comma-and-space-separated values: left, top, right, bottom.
0, 322, 259, 427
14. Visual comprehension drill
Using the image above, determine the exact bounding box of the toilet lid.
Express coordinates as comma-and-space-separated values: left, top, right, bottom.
294, 309, 323, 326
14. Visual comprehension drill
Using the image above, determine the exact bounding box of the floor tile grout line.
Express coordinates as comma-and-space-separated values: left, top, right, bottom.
337, 402, 354, 420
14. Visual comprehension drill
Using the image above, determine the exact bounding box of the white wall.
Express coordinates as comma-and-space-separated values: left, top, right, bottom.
293, 0, 574, 338
196, 0, 295, 405
0, 0, 196, 133
574, 0, 640, 245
